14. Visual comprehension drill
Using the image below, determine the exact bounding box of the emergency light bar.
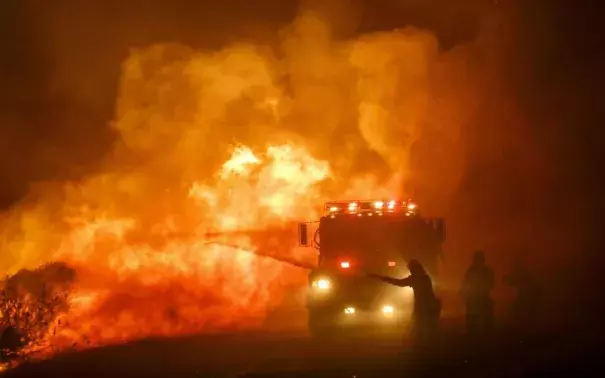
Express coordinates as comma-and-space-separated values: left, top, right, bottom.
324, 199, 417, 216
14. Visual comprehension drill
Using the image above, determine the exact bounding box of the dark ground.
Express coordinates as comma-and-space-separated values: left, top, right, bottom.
1, 319, 600, 378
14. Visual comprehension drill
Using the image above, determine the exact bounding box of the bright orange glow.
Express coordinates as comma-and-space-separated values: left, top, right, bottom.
0, 3, 472, 365
374, 201, 384, 209
340, 261, 351, 269
0, 143, 338, 361
347, 202, 358, 212
388, 261, 396, 267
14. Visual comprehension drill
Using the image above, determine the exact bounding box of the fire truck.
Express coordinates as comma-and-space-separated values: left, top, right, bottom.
297, 199, 445, 337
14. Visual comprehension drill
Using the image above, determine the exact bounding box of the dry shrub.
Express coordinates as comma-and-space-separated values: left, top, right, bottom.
0, 262, 76, 362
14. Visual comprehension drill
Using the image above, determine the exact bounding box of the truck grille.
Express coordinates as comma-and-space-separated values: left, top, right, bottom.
333, 275, 401, 310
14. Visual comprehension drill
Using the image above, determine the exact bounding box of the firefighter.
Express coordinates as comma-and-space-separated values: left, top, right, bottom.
505, 259, 541, 330
461, 250, 495, 336
368, 259, 441, 348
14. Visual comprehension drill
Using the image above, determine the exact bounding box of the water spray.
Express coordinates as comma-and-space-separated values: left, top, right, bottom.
160, 222, 317, 270
202, 241, 315, 270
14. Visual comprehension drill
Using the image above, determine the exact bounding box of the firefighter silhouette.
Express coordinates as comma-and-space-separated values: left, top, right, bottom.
461, 250, 495, 336
505, 259, 541, 329
368, 259, 441, 347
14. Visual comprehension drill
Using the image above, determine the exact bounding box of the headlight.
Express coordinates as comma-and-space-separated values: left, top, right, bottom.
382, 305, 394, 315
344, 306, 356, 315
311, 278, 331, 291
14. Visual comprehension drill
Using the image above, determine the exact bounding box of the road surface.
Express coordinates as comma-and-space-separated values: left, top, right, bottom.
3, 328, 407, 377
1, 319, 595, 378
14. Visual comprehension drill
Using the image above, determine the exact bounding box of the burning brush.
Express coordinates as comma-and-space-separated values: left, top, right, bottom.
0, 262, 76, 365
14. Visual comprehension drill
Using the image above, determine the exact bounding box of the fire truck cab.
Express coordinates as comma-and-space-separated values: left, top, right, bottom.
298, 199, 445, 338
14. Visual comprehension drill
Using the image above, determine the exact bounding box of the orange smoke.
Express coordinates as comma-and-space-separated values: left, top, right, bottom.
0, 7, 476, 364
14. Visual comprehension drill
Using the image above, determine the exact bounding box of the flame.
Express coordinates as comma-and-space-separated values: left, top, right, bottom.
1, 143, 333, 361
0, 6, 474, 365
219, 145, 261, 179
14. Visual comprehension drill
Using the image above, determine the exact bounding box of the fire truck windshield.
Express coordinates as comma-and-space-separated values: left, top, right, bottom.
319, 214, 413, 259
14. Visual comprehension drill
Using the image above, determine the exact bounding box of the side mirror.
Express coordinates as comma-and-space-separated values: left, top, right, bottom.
434, 218, 446, 242
298, 223, 310, 247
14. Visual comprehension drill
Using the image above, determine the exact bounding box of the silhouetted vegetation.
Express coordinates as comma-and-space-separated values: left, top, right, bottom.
0, 262, 76, 364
